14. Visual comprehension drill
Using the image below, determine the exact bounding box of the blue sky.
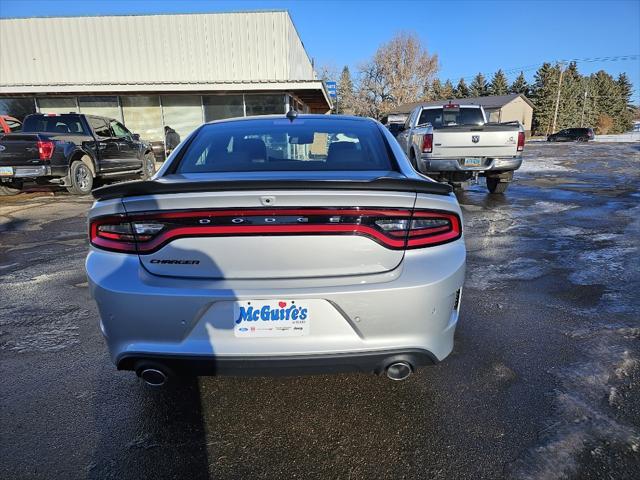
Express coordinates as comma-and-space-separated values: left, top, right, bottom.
1, 0, 639, 102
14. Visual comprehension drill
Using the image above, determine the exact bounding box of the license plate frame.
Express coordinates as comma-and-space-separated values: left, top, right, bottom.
0, 166, 14, 176
233, 300, 310, 338
463, 158, 482, 167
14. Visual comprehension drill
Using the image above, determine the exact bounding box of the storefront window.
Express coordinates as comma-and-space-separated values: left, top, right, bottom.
37, 97, 78, 114
78, 96, 121, 121
203, 95, 244, 122
161, 95, 203, 140
121, 96, 163, 141
0, 97, 36, 121
245, 94, 285, 116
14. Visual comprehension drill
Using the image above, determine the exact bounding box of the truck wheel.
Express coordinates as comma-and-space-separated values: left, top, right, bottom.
140, 151, 156, 180
486, 177, 509, 194
409, 151, 418, 171
66, 161, 94, 195
0, 184, 22, 196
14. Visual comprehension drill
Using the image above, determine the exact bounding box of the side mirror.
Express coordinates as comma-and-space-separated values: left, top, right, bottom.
132, 133, 140, 141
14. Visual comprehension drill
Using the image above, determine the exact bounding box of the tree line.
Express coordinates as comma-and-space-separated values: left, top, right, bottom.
328, 33, 635, 135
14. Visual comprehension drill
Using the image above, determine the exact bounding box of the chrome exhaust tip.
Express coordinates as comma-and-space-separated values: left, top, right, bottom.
140, 368, 168, 387
386, 361, 413, 381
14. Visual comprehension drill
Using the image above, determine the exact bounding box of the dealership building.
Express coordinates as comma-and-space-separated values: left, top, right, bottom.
0, 11, 331, 144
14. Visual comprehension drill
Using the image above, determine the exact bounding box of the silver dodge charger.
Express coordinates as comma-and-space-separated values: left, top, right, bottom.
86, 113, 466, 386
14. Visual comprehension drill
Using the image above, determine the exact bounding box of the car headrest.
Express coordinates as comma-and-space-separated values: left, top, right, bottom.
234, 137, 267, 162
55, 124, 71, 133
327, 141, 363, 164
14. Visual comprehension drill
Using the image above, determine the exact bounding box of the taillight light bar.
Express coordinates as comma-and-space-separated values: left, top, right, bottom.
89, 208, 462, 254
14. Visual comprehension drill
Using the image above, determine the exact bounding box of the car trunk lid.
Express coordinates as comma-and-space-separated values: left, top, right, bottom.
121, 188, 416, 280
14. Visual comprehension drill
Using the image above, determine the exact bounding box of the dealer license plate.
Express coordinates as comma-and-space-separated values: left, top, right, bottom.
463, 158, 482, 167
0, 167, 14, 176
233, 300, 310, 338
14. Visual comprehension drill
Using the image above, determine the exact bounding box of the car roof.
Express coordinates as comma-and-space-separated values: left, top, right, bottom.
204, 113, 378, 126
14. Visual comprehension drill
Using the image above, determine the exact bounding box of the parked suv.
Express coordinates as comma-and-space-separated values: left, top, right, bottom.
0, 113, 155, 195
547, 127, 594, 142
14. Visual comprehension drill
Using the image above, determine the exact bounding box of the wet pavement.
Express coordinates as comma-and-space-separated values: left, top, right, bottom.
1, 142, 639, 479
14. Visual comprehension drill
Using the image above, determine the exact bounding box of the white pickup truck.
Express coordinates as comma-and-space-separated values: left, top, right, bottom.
395, 103, 525, 193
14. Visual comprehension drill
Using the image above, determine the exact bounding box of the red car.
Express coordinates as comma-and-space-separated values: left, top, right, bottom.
0, 115, 22, 134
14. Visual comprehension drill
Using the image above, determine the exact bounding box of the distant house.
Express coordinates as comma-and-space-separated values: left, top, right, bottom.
389, 93, 535, 135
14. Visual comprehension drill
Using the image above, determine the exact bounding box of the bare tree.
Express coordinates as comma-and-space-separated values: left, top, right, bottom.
354, 32, 438, 118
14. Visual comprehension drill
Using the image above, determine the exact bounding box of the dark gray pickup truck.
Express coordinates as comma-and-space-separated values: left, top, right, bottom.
0, 113, 156, 195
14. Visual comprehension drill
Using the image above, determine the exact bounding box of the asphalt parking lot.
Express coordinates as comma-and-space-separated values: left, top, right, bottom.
1, 142, 638, 480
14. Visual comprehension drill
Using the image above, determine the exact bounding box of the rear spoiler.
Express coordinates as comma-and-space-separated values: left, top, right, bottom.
92, 177, 453, 201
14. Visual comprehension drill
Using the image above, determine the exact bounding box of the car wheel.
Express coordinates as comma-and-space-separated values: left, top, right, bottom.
0, 184, 22, 195
486, 177, 509, 194
66, 160, 94, 195
140, 151, 156, 180
577, 136, 588, 142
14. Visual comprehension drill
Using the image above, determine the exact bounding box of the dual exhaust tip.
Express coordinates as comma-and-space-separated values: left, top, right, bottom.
137, 361, 414, 386
139, 367, 169, 387
385, 361, 413, 381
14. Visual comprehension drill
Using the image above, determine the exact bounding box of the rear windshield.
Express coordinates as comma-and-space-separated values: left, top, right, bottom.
176, 118, 393, 173
23, 115, 87, 134
418, 107, 484, 128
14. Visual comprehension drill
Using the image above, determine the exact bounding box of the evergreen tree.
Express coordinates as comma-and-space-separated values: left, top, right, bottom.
556, 62, 582, 130
509, 71, 530, 96
337, 66, 355, 114
442, 79, 455, 100
614, 73, 634, 132
455, 78, 470, 98
531, 63, 561, 135
590, 70, 619, 132
489, 69, 509, 95
469, 73, 489, 97
430, 79, 443, 100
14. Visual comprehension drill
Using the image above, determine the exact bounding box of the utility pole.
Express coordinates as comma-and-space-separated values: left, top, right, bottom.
580, 84, 589, 127
550, 63, 565, 134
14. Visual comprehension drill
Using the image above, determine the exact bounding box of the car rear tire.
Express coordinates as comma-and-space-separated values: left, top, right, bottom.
140, 151, 156, 180
486, 177, 509, 194
0, 184, 22, 195
66, 160, 94, 195
577, 136, 588, 142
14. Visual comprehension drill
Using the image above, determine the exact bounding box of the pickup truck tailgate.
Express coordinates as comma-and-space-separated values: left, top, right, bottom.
432, 127, 519, 158
0, 134, 42, 166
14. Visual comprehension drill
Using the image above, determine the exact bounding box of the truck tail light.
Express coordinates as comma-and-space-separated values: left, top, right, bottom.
422, 133, 433, 153
89, 208, 462, 254
516, 132, 525, 152
37, 140, 55, 160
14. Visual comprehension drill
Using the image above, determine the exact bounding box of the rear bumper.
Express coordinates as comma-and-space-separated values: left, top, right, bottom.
117, 348, 438, 376
419, 156, 522, 172
1, 165, 51, 178
87, 240, 466, 375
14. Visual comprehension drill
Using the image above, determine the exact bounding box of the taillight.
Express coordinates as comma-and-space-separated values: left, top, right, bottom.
516, 131, 525, 152
37, 140, 55, 160
89, 208, 462, 254
422, 133, 433, 153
